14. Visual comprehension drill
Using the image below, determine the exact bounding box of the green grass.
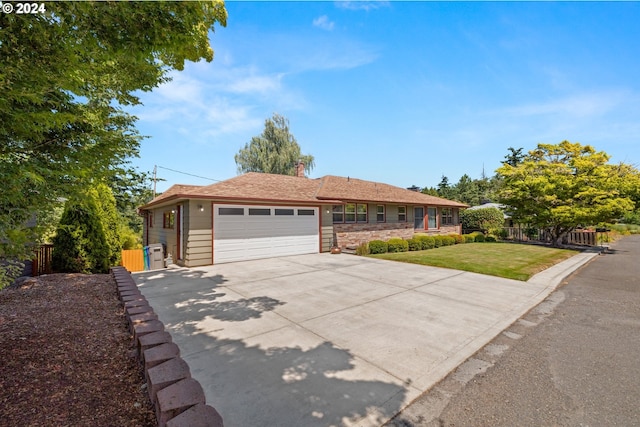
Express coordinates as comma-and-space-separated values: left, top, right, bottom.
369, 242, 578, 281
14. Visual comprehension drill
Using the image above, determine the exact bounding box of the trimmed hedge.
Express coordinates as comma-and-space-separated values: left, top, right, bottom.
432, 235, 443, 248
368, 240, 388, 254
463, 234, 475, 243
485, 235, 497, 242
416, 235, 435, 249
451, 234, 464, 244
441, 235, 455, 246
474, 233, 486, 242
387, 238, 409, 253
407, 238, 422, 251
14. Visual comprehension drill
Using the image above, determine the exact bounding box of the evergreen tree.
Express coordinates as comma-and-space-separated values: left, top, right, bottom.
87, 183, 122, 266
52, 197, 110, 274
454, 174, 479, 205
437, 175, 456, 200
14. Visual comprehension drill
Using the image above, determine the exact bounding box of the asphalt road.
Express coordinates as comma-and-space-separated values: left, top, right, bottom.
389, 235, 640, 427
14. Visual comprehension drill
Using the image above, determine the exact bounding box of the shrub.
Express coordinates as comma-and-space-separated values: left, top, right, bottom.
432, 235, 443, 248
416, 235, 435, 249
474, 233, 486, 242
407, 238, 422, 251
525, 227, 539, 239
355, 243, 370, 256
463, 234, 475, 243
460, 207, 505, 234
494, 228, 509, 240
451, 234, 464, 244
368, 240, 388, 254
485, 235, 497, 242
441, 235, 455, 246
52, 198, 110, 274
387, 238, 409, 253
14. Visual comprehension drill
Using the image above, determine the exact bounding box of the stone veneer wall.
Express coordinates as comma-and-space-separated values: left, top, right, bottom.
333, 223, 415, 248
333, 223, 462, 248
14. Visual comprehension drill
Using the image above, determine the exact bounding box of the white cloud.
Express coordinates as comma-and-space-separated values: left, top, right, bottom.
133, 66, 293, 141
287, 38, 379, 72
502, 90, 629, 119
313, 15, 335, 31
335, 1, 390, 12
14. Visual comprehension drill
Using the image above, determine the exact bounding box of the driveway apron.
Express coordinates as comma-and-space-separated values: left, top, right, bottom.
133, 252, 594, 427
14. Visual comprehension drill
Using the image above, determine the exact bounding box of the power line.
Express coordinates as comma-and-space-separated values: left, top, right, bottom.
152, 165, 222, 199
156, 165, 222, 182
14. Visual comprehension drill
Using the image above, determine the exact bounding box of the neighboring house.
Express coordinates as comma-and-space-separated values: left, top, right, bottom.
139, 167, 467, 267
466, 202, 514, 227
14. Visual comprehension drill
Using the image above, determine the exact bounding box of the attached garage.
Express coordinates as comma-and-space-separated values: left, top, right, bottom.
213, 204, 320, 263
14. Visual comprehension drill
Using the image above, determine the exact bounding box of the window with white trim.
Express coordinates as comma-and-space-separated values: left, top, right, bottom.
332, 205, 344, 223
345, 203, 356, 223
356, 204, 367, 222
376, 205, 385, 222
441, 208, 454, 225
398, 206, 407, 222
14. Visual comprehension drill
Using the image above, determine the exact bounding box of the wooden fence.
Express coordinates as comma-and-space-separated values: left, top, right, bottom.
502, 228, 597, 246
121, 249, 145, 272
32, 244, 54, 276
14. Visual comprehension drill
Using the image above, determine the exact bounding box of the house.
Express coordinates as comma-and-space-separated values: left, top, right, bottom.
139, 167, 467, 267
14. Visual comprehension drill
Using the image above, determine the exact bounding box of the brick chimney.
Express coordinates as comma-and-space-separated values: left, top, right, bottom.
295, 161, 305, 178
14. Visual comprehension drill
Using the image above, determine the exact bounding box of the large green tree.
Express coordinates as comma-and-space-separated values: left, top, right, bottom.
497, 141, 635, 246
235, 113, 315, 176
0, 1, 226, 284
453, 174, 480, 206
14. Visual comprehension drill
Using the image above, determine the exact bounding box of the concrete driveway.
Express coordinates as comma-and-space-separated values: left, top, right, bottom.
134, 252, 594, 427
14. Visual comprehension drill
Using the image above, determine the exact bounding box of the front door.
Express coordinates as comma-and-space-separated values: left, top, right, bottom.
414, 207, 424, 230
428, 207, 437, 229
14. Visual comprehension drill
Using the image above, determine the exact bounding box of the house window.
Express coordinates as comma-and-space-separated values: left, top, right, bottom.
414, 207, 424, 229
357, 204, 368, 222
428, 207, 437, 229
333, 204, 366, 223
376, 205, 385, 222
249, 208, 271, 215
345, 203, 356, 223
298, 209, 315, 216
441, 208, 454, 225
275, 208, 294, 216
219, 207, 244, 215
332, 205, 344, 223
163, 211, 175, 229
398, 206, 406, 222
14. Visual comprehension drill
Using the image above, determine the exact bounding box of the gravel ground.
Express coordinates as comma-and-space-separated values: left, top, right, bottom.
0, 273, 156, 426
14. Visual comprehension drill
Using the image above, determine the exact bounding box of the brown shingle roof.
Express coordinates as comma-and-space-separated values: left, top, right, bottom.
316, 175, 467, 207
141, 172, 467, 209
147, 184, 203, 204
193, 173, 325, 203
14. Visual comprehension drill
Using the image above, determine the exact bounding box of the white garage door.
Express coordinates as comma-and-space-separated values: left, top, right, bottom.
213, 204, 320, 263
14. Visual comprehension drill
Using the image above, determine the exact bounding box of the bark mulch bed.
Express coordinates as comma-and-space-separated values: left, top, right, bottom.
0, 273, 156, 426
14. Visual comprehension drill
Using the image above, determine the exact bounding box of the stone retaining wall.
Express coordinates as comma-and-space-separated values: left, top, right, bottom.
110, 266, 223, 427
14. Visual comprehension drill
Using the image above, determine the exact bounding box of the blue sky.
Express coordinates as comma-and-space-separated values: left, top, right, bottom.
130, 1, 640, 193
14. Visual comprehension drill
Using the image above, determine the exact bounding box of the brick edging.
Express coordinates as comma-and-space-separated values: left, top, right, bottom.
110, 267, 224, 427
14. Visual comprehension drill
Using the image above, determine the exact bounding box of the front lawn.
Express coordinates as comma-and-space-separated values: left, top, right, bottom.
369, 242, 578, 281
